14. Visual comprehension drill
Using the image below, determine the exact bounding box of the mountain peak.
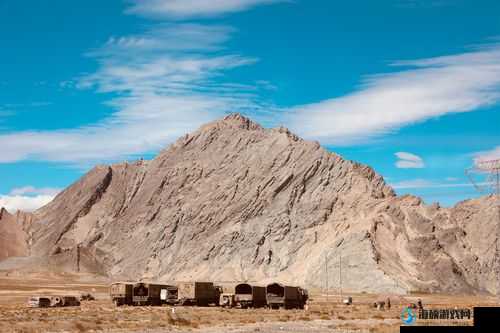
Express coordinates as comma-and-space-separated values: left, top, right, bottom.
3, 115, 497, 296
217, 113, 262, 130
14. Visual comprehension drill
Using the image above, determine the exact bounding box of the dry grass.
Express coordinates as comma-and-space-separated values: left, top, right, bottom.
0, 273, 493, 333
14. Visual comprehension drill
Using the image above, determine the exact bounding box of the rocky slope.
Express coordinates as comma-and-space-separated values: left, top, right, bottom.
0, 114, 498, 294
0, 208, 32, 261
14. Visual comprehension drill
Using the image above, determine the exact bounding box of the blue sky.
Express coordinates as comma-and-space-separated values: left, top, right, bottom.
1, 0, 499, 211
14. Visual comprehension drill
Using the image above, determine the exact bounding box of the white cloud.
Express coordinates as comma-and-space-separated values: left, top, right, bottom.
0, 195, 55, 213
0, 24, 262, 164
390, 179, 433, 189
127, 0, 284, 19
390, 179, 477, 190
287, 44, 500, 145
1, 5, 499, 168
0, 186, 60, 213
9, 186, 61, 197
395, 151, 425, 169
396, 0, 450, 8
474, 146, 500, 164
91, 24, 234, 58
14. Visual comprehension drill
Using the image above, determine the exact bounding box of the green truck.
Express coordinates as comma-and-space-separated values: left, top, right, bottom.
234, 283, 267, 308
110, 282, 177, 306
177, 281, 222, 306
266, 282, 308, 309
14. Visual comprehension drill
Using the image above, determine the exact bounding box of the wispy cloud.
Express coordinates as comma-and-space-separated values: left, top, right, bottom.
390, 178, 479, 190
0, 186, 61, 213
1, 2, 499, 169
127, 0, 284, 19
0, 102, 51, 117
395, 151, 425, 169
287, 44, 500, 145
474, 146, 500, 163
0, 194, 55, 213
0, 24, 262, 163
396, 0, 451, 9
9, 186, 61, 197
91, 24, 234, 58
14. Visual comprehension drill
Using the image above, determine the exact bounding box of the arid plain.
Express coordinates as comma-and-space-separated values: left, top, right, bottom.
1, 272, 495, 333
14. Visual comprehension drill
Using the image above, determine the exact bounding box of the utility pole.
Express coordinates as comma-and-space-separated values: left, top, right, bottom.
339, 249, 343, 301
466, 158, 500, 303
325, 252, 329, 302
239, 220, 248, 282
76, 244, 81, 273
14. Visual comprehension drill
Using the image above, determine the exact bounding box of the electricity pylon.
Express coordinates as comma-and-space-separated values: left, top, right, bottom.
466, 158, 500, 302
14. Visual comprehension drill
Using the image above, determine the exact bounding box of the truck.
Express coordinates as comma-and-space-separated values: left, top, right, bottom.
28, 295, 80, 308
110, 282, 177, 306
177, 282, 222, 306
266, 283, 308, 309
234, 283, 266, 308
132, 282, 176, 306
110, 282, 133, 306
160, 285, 179, 305
28, 296, 51, 308
219, 293, 235, 307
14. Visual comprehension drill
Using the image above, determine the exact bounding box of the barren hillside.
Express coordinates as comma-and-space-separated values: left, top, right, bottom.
0, 114, 497, 294
0, 208, 32, 261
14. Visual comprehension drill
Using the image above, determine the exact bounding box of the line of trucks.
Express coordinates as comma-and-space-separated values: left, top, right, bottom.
110, 281, 308, 309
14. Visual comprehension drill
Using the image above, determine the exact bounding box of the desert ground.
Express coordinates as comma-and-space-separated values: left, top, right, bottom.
0, 272, 496, 333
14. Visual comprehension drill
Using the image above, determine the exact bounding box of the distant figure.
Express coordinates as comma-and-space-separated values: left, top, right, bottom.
386, 297, 391, 310
376, 301, 385, 310
417, 298, 423, 310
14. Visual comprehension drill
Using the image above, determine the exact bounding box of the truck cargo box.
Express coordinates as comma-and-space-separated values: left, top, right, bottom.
133, 283, 170, 306
110, 282, 133, 306
177, 282, 221, 306
160, 285, 178, 304
266, 283, 307, 309
234, 283, 266, 308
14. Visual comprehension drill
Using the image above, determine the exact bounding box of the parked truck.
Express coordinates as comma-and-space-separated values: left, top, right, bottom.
160, 285, 179, 305
28, 295, 80, 308
177, 282, 222, 306
219, 293, 235, 307
132, 282, 176, 306
61, 296, 81, 307
110, 282, 133, 306
28, 296, 51, 308
111, 282, 177, 306
266, 283, 308, 309
234, 283, 266, 308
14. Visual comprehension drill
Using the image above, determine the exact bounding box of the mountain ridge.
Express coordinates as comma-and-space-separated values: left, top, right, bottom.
0, 113, 497, 295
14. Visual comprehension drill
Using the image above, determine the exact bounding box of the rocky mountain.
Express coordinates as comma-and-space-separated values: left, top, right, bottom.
0, 114, 498, 294
0, 208, 32, 261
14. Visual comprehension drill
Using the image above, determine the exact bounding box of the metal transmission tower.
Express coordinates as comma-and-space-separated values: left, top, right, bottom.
466, 158, 500, 301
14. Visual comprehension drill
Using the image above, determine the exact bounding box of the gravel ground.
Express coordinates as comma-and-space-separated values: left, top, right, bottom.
0, 273, 486, 333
